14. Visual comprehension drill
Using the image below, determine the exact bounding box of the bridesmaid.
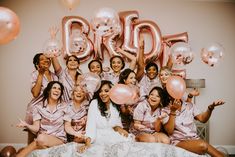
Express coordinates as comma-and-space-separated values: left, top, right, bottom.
25, 52, 58, 144
64, 84, 91, 153
17, 81, 67, 157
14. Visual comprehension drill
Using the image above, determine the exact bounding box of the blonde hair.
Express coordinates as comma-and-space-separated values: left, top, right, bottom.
160, 66, 172, 75
71, 84, 89, 101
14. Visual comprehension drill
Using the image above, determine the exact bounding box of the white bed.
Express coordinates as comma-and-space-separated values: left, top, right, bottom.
28, 141, 209, 157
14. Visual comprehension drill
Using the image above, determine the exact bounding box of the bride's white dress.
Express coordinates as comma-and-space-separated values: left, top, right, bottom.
28, 100, 208, 157
85, 100, 131, 144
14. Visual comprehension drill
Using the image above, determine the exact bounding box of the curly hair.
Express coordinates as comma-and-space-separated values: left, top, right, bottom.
145, 62, 159, 73
93, 80, 120, 118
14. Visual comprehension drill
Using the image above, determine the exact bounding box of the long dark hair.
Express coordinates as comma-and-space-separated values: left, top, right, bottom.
147, 86, 167, 108
93, 80, 120, 118
118, 68, 136, 84
65, 55, 81, 82
42, 81, 64, 105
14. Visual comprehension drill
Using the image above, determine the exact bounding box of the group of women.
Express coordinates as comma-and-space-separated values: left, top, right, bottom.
16, 31, 225, 157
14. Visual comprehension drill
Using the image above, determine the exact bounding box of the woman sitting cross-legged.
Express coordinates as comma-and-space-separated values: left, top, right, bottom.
16, 81, 67, 157
64, 84, 91, 153
130, 86, 170, 144
162, 98, 225, 157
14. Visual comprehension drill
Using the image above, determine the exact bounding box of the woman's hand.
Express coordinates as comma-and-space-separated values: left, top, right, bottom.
16, 118, 28, 128
134, 123, 146, 130
189, 89, 200, 97
113, 126, 128, 137
208, 99, 225, 111
49, 26, 59, 39
169, 99, 181, 113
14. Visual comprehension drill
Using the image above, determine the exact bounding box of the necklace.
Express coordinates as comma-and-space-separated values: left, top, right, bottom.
105, 110, 111, 121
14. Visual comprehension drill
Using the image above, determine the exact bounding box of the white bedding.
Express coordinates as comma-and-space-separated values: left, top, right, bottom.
28, 141, 209, 157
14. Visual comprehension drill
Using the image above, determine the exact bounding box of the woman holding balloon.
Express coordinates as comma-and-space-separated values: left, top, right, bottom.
85, 80, 129, 145
162, 77, 225, 157
159, 66, 199, 103
117, 68, 140, 131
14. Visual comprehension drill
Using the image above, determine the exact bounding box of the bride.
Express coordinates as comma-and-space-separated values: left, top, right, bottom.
85, 80, 130, 144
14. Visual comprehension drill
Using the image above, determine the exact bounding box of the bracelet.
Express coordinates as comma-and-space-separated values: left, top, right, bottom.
208, 105, 214, 111
170, 112, 176, 116
188, 94, 193, 98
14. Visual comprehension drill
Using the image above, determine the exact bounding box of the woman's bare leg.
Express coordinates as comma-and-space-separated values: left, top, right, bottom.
176, 139, 224, 157
16, 141, 38, 157
135, 133, 155, 142
176, 139, 208, 155
207, 144, 225, 157
153, 132, 170, 144
36, 133, 64, 148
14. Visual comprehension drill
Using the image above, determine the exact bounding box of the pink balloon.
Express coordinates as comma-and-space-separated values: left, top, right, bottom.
133, 20, 162, 62
166, 76, 186, 99
119, 11, 139, 53
62, 16, 93, 63
0, 145, 16, 157
201, 42, 224, 67
0, 7, 20, 45
109, 84, 136, 105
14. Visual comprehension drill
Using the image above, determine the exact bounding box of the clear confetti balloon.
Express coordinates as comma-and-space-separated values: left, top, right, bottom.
201, 42, 224, 67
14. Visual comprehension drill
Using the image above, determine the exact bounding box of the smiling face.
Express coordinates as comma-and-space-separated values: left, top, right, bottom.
89, 61, 102, 75
49, 83, 62, 101
111, 57, 123, 73
124, 72, 137, 85
38, 54, 51, 69
147, 89, 161, 108
73, 85, 86, 103
146, 66, 158, 80
66, 55, 80, 70
159, 69, 172, 85
99, 84, 111, 104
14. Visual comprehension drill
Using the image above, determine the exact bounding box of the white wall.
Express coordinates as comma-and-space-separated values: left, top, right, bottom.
0, 0, 234, 147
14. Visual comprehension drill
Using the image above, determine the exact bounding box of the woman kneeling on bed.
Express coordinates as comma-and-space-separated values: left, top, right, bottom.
162, 98, 225, 157
64, 84, 91, 153
16, 81, 67, 157
130, 86, 170, 144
